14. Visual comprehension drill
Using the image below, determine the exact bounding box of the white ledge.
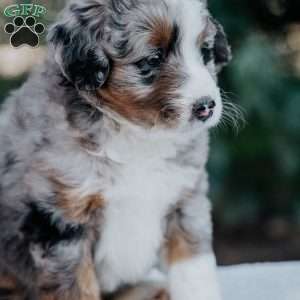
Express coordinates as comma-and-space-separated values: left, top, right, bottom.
219, 262, 300, 300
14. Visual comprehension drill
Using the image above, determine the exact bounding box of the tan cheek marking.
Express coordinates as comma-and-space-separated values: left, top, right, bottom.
97, 65, 142, 122
98, 63, 182, 128
98, 78, 158, 127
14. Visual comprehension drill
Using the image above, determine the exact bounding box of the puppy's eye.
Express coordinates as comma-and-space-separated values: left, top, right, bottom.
148, 51, 163, 67
201, 42, 213, 65
135, 49, 164, 76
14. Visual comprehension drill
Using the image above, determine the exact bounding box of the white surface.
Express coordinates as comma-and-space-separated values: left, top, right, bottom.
219, 262, 300, 300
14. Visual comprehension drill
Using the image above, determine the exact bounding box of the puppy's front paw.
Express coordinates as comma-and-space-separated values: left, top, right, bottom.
169, 254, 222, 300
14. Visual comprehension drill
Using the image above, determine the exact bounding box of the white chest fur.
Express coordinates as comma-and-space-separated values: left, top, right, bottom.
94, 128, 208, 292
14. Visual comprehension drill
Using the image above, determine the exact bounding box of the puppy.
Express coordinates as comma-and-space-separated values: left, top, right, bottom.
0, 0, 231, 299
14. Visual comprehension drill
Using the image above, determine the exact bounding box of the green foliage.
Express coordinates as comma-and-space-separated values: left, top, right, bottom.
209, 0, 300, 227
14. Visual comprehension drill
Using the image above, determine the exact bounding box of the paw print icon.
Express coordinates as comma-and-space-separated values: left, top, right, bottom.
4, 16, 45, 48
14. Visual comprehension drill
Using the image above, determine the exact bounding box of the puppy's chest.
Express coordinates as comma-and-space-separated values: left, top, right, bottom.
95, 141, 201, 290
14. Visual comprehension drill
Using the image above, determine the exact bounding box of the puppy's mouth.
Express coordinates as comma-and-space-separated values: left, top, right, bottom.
196, 109, 214, 122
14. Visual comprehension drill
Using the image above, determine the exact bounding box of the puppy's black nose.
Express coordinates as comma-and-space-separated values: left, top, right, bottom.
193, 97, 216, 121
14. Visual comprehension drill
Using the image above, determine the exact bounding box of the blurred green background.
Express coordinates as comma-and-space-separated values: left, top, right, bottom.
0, 0, 300, 265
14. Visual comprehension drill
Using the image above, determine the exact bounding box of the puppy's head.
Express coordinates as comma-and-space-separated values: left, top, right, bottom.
49, 0, 231, 131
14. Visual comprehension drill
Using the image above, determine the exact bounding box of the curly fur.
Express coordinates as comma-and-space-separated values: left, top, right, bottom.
0, 0, 231, 299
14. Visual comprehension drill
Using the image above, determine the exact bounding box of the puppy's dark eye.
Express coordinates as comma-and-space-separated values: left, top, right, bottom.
136, 49, 164, 77
148, 52, 163, 67
201, 42, 213, 65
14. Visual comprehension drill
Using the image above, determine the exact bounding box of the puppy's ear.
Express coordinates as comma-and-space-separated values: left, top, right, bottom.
48, 2, 110, 91
212, 19, 232, 71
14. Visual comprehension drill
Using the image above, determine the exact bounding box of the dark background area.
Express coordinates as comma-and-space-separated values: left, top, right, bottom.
0, 0, 300, 265
209, 0, 300, 264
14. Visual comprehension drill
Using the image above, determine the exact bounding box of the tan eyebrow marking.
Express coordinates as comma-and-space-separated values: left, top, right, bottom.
149, 16, 173, 49
197, 16, 216, 47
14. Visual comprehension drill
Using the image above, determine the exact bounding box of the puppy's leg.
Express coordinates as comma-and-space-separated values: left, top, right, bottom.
38, 243, 100, 300
75, 249, 101, 300
0, 207, 37, 290
162, 192, 221, 300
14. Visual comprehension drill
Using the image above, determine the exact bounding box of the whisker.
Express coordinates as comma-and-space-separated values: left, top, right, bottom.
220, 90, 246, 134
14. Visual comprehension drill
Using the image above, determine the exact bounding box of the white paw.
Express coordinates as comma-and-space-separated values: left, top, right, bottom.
168, 254, 222, 300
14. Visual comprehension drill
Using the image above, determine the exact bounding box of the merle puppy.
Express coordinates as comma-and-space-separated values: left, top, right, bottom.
0, 0, 231, 299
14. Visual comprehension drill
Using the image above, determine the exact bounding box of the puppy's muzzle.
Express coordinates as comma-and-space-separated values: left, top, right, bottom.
192, 97, 216, 122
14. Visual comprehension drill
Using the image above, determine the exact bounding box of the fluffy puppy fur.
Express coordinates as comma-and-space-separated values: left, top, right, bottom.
0, 0, 231, 299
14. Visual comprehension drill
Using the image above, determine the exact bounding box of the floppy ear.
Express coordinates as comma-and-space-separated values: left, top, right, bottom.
48, 2, 110, 91
212, 19, 232, 71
